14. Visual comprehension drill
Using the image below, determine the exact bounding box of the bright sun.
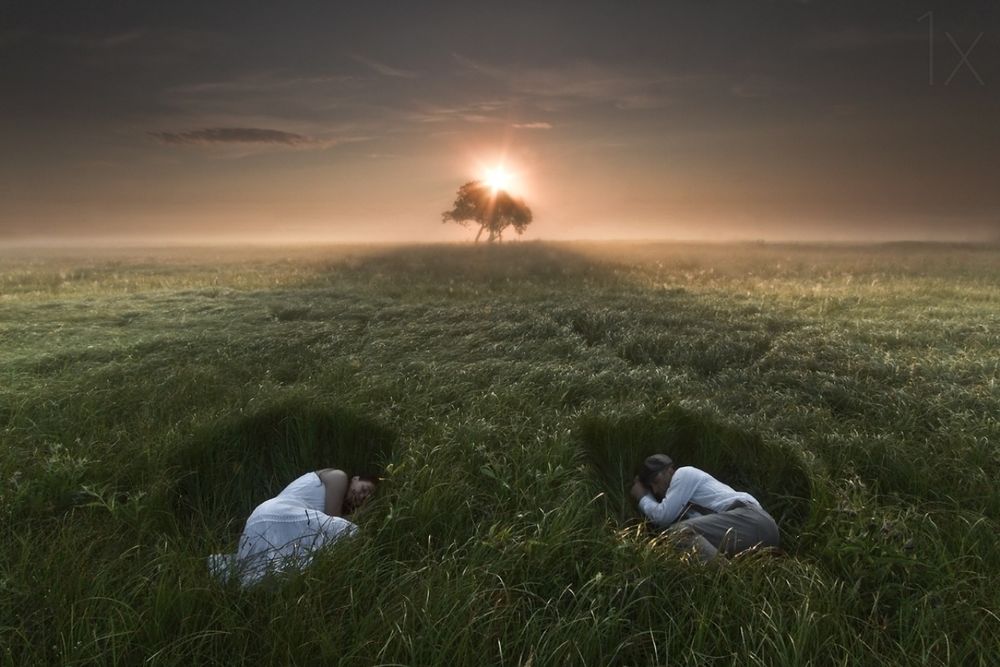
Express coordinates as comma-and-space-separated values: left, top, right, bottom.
483, 166, 513, 192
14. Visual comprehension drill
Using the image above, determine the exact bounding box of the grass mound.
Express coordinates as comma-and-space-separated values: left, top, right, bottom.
168, 400, 395, 535
579, 405, 812, 540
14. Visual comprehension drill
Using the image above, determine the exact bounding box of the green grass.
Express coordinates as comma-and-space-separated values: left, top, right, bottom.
1, 241, 998, 665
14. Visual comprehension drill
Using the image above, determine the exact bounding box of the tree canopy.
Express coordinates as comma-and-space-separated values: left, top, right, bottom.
441, 181, 533, 242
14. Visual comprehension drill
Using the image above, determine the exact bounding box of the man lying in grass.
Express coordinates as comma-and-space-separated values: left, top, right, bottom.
209, 469, 378, 586
630, 454, 779, 562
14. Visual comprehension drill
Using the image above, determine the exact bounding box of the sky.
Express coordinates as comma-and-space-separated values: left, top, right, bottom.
1, 0, 998, 244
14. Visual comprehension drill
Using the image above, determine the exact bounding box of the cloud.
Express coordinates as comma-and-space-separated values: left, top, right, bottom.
148, 127, 335, 148
50, 30, 145, 50
351, 54, 418, 78
160, 70, 370, 130
169, 72, 353, 95
729, 75, 786, 99
406, 99, 512, 124
512, 122, 552, 129
452, 53, 677, 110
613, 95, 669, 110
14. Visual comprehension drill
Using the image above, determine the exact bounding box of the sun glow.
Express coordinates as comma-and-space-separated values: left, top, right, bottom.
483, 165, 514, 193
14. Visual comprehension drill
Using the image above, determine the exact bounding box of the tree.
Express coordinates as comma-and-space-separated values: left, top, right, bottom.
441, 180, 533, 242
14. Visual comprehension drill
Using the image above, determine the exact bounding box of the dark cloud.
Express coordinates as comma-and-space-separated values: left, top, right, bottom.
148, 127, 332, 148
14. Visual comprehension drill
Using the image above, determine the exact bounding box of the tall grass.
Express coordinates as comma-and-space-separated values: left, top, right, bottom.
1, 242, 998, 665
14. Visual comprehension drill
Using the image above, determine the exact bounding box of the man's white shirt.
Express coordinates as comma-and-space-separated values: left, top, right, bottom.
638, 466, 761, 528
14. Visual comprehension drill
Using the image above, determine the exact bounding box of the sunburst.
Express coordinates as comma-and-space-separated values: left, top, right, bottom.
483, 165, 513, 192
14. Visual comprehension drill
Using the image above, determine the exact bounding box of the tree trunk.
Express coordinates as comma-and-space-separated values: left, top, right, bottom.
475, 224, 485, 243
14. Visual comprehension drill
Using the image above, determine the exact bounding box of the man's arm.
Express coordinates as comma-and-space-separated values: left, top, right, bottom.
637, 468, 697, 528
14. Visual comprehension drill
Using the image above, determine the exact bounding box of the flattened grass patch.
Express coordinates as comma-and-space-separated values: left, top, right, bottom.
168, 400, 395, 536
579, 405, 812, 543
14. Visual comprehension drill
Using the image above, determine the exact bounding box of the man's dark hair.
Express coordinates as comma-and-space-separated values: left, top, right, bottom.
638, 454, 674, 486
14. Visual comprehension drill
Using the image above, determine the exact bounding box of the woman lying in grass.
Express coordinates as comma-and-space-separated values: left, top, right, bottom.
209, 469, 378, 586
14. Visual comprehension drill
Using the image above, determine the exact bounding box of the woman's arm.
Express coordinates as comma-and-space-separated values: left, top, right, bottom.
317, 469, 348, 516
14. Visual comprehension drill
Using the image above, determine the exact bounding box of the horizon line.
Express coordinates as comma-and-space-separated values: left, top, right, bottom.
2, 237, 998, 252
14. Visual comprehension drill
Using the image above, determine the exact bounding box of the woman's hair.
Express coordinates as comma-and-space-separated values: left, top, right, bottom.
342, 473, 381, 516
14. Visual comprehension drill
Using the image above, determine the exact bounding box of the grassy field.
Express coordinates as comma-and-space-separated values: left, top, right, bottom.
1, 241, 998, 665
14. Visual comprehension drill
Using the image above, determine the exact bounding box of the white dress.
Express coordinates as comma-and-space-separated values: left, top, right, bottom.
208, 472, 357, 587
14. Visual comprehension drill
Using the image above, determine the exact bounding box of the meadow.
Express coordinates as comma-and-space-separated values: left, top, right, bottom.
0, 241, 998, 665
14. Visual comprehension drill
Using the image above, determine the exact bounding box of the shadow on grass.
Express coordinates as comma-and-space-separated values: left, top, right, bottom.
579, 404, 812, 543
303, 242, 796, 376
168, 399, 396, 537
311, 242, 622, 287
